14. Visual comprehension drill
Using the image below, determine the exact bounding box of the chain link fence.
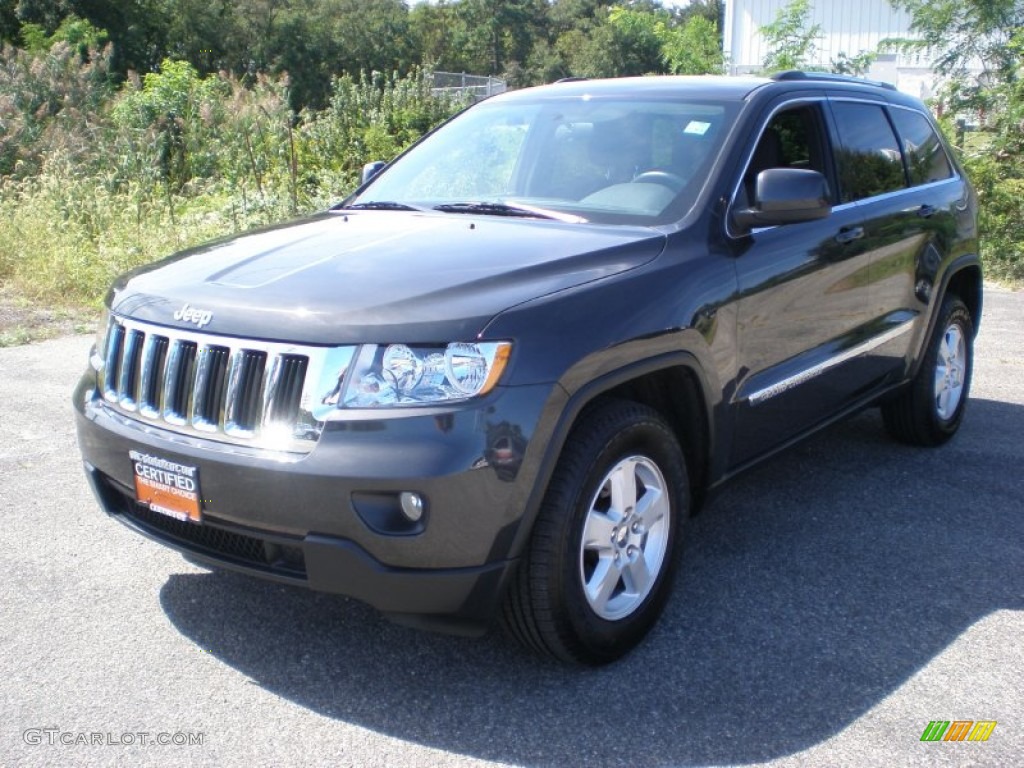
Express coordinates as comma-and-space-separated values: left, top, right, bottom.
431, 71, 507, 101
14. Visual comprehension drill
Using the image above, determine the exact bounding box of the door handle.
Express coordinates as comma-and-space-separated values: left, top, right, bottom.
835, 226, 864, 244
918, 204, 938, 218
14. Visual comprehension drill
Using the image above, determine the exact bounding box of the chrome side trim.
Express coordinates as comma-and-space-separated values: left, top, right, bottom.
746, 320, 915, 405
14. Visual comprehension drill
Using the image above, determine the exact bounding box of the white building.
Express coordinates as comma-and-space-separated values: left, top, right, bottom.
722, 0, 939, 100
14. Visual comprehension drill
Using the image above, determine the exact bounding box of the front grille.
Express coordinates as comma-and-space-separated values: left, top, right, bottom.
96, 316, 355, 453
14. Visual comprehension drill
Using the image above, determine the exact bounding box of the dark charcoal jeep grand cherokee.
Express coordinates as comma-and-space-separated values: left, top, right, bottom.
74, 72, 981, 664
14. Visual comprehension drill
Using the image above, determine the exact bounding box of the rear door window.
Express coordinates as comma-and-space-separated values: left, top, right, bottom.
829, 102, 907, 202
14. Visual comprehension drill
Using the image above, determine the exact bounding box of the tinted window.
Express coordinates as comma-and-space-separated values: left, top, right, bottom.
740, 105, 828, 207
769, 110, 817, 169
830, 102, 906, 202
889, 108, 954, 185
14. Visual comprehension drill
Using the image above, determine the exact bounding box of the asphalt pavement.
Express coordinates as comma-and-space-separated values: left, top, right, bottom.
1, 286, 1021, 768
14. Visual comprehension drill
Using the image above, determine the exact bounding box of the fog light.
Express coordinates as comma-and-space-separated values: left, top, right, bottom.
399, 492, 424, 522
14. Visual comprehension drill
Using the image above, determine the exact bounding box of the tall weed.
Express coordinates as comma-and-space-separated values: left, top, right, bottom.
0, 49, 468, 307
0, 157, 242, 303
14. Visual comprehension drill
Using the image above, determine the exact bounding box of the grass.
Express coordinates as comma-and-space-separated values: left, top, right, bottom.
0, 168, 323, 344
0, 171, 322, 308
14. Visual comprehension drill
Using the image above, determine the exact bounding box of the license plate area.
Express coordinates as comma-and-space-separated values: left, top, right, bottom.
130, 450, 202, 523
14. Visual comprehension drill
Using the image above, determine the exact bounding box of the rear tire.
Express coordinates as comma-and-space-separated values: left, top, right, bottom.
882, 295, 973, 446
502, 400, 688, 665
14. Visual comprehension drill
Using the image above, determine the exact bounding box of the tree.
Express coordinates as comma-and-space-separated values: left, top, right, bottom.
409, 1, 460, 70
830, 50, 876, 77
0, 0, 19, 45
678, 0, 723, 29
888, 0, 1024, 282
289, 0, 417, 108
608, 6, 725, 76
888, 0, 1024, 115
34, 0, 172, 74
13, 0, 74, 33
457, 0, 548, 77
659, 15, 725, 75
759, 0, 821, 73
528, 0, 606, 80
606, 5, 669, 75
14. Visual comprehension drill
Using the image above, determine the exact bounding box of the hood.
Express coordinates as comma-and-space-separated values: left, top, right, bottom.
110, 211, 666, 344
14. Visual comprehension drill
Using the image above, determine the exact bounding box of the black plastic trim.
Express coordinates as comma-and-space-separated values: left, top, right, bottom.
907, 253, 983, 380
506, 350, 715, 561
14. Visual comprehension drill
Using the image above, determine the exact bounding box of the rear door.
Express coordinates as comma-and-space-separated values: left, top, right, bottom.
833, 101, 964, 373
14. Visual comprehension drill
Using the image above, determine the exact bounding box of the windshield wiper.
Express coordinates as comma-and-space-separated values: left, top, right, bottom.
339, 201, 427, 212
342, 200, 585, 223
433, 201, 559, 220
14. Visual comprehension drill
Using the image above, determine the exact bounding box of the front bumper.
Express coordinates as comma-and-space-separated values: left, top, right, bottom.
74, 373, 558, 632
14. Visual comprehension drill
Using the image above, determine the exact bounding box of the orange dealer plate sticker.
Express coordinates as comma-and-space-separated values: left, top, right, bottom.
130, 450, 202, 523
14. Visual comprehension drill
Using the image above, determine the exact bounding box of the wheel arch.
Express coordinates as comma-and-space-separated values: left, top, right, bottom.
909, 254, 983, 380
599, 365, 711, 510
944, 260, 983, 337
503, 351, 717, 563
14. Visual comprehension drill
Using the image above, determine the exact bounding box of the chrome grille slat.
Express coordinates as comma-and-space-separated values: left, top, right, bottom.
95, 316, 355, 453
225, 350, 267, 437
163, 339, 197, 426
117, 329, 144, 411
191, 344, 229, 431
102, 323, 125, 403
238, 352, 266, 427
260, 355, 284, 430
273, 355, 307, 424
138, 335, 169, 419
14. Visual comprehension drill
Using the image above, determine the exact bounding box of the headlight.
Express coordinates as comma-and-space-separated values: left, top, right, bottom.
90, 308, 111, 371
342, 341, 511, 408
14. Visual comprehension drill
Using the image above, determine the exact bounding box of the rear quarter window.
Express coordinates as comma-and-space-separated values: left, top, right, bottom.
889, 108, 954, 186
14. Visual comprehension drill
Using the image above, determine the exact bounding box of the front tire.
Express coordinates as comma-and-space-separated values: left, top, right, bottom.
502, 400, 688, 664
882, 295, 974, 445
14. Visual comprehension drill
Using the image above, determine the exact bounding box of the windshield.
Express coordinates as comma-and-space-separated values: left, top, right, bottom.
350, 94, 738, 226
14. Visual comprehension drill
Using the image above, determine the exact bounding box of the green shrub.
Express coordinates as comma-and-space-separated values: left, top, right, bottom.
963, 151, 1024, 284
299, 70, 467, 197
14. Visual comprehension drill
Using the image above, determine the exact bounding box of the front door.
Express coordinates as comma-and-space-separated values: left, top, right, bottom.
728, 100, 880, 466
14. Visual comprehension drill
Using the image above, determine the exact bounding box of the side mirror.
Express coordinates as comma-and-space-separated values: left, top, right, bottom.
733, 168, 831, 232
361, 160, 386, 185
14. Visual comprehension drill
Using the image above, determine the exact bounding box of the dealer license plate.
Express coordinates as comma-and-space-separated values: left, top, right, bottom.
130, 450, 202, 523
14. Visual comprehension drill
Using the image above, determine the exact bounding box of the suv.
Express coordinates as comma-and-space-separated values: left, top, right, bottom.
74, 72, 981, 664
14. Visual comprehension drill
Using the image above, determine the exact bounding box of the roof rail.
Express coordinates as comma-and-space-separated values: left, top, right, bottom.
770, 70, 897, 92
555, 76, 588, 83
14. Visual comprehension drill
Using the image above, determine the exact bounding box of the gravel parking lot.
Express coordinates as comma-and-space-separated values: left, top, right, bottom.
1, 287, 1021, 768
